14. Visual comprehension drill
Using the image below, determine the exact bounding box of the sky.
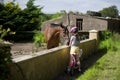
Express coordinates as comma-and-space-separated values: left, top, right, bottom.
3, 0, 120, 14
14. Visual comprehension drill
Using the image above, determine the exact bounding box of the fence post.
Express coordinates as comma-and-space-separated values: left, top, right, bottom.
89, 30, 99, 51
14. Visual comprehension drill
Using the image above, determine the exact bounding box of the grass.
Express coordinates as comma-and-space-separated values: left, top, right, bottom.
76, 33, 120, 80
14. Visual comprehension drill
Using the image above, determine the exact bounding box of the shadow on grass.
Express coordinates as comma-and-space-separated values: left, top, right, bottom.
81, 48, 107, 71
55, 48, 107, 80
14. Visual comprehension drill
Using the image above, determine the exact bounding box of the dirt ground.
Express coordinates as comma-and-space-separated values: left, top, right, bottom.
11, 43, 46, 58
11, 43, 106, 80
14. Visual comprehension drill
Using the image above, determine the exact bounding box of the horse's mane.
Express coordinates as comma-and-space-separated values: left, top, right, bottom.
50, 23, 62, 27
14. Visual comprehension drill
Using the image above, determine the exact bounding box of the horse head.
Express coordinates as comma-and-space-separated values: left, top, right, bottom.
44, 23, 70, 49
59, 23, 70, 45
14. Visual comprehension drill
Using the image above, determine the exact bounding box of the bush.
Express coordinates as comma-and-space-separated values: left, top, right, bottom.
0, 25, 15, 41
99, 30, 112, 41
0, 43, 12, 80
99, 31, 120, 51
110, 32, 120, 51
10, 32, 34, 42
33, 32, 45, 48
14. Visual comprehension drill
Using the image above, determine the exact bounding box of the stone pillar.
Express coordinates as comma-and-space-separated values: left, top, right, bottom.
89, 30, 99, 39
89, 30, 99, 50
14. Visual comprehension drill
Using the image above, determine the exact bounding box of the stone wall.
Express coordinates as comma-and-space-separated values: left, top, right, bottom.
10, 30, 99, 80
62, 14, 108, 31
82, 17, 108, 31
10, 46, 70, 80
42, 13, 120, 33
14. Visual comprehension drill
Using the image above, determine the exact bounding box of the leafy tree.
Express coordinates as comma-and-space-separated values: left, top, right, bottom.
86, 10, 101, 16
60, 10, 67, 14
20, 0, 45, 30
0, 0, 49, 41
99, 5, 119, 18
0, 0, 47, 31
0, 2, 21, 31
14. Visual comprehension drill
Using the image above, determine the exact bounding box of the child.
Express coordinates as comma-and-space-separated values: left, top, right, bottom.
69, 26, 81, 72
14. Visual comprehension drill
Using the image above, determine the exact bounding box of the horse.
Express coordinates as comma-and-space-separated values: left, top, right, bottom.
44, 23, 70, 49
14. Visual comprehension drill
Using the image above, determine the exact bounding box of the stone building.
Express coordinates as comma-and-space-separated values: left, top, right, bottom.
42, 13, 120, 33
62, 13, 120, 32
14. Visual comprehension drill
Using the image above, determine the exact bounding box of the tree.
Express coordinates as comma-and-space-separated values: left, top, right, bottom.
0, 2, 21, 30
0, 0, 49, 41
60, 10, 67, 15
86, 11, 101, 17
20, 0, 45, 30
99, 5, 119, 18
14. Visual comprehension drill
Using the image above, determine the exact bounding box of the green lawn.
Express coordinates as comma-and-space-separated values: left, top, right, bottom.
76, 37, 120, 80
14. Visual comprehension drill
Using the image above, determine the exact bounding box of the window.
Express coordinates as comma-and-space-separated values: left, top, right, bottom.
76, 19, 83, 30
